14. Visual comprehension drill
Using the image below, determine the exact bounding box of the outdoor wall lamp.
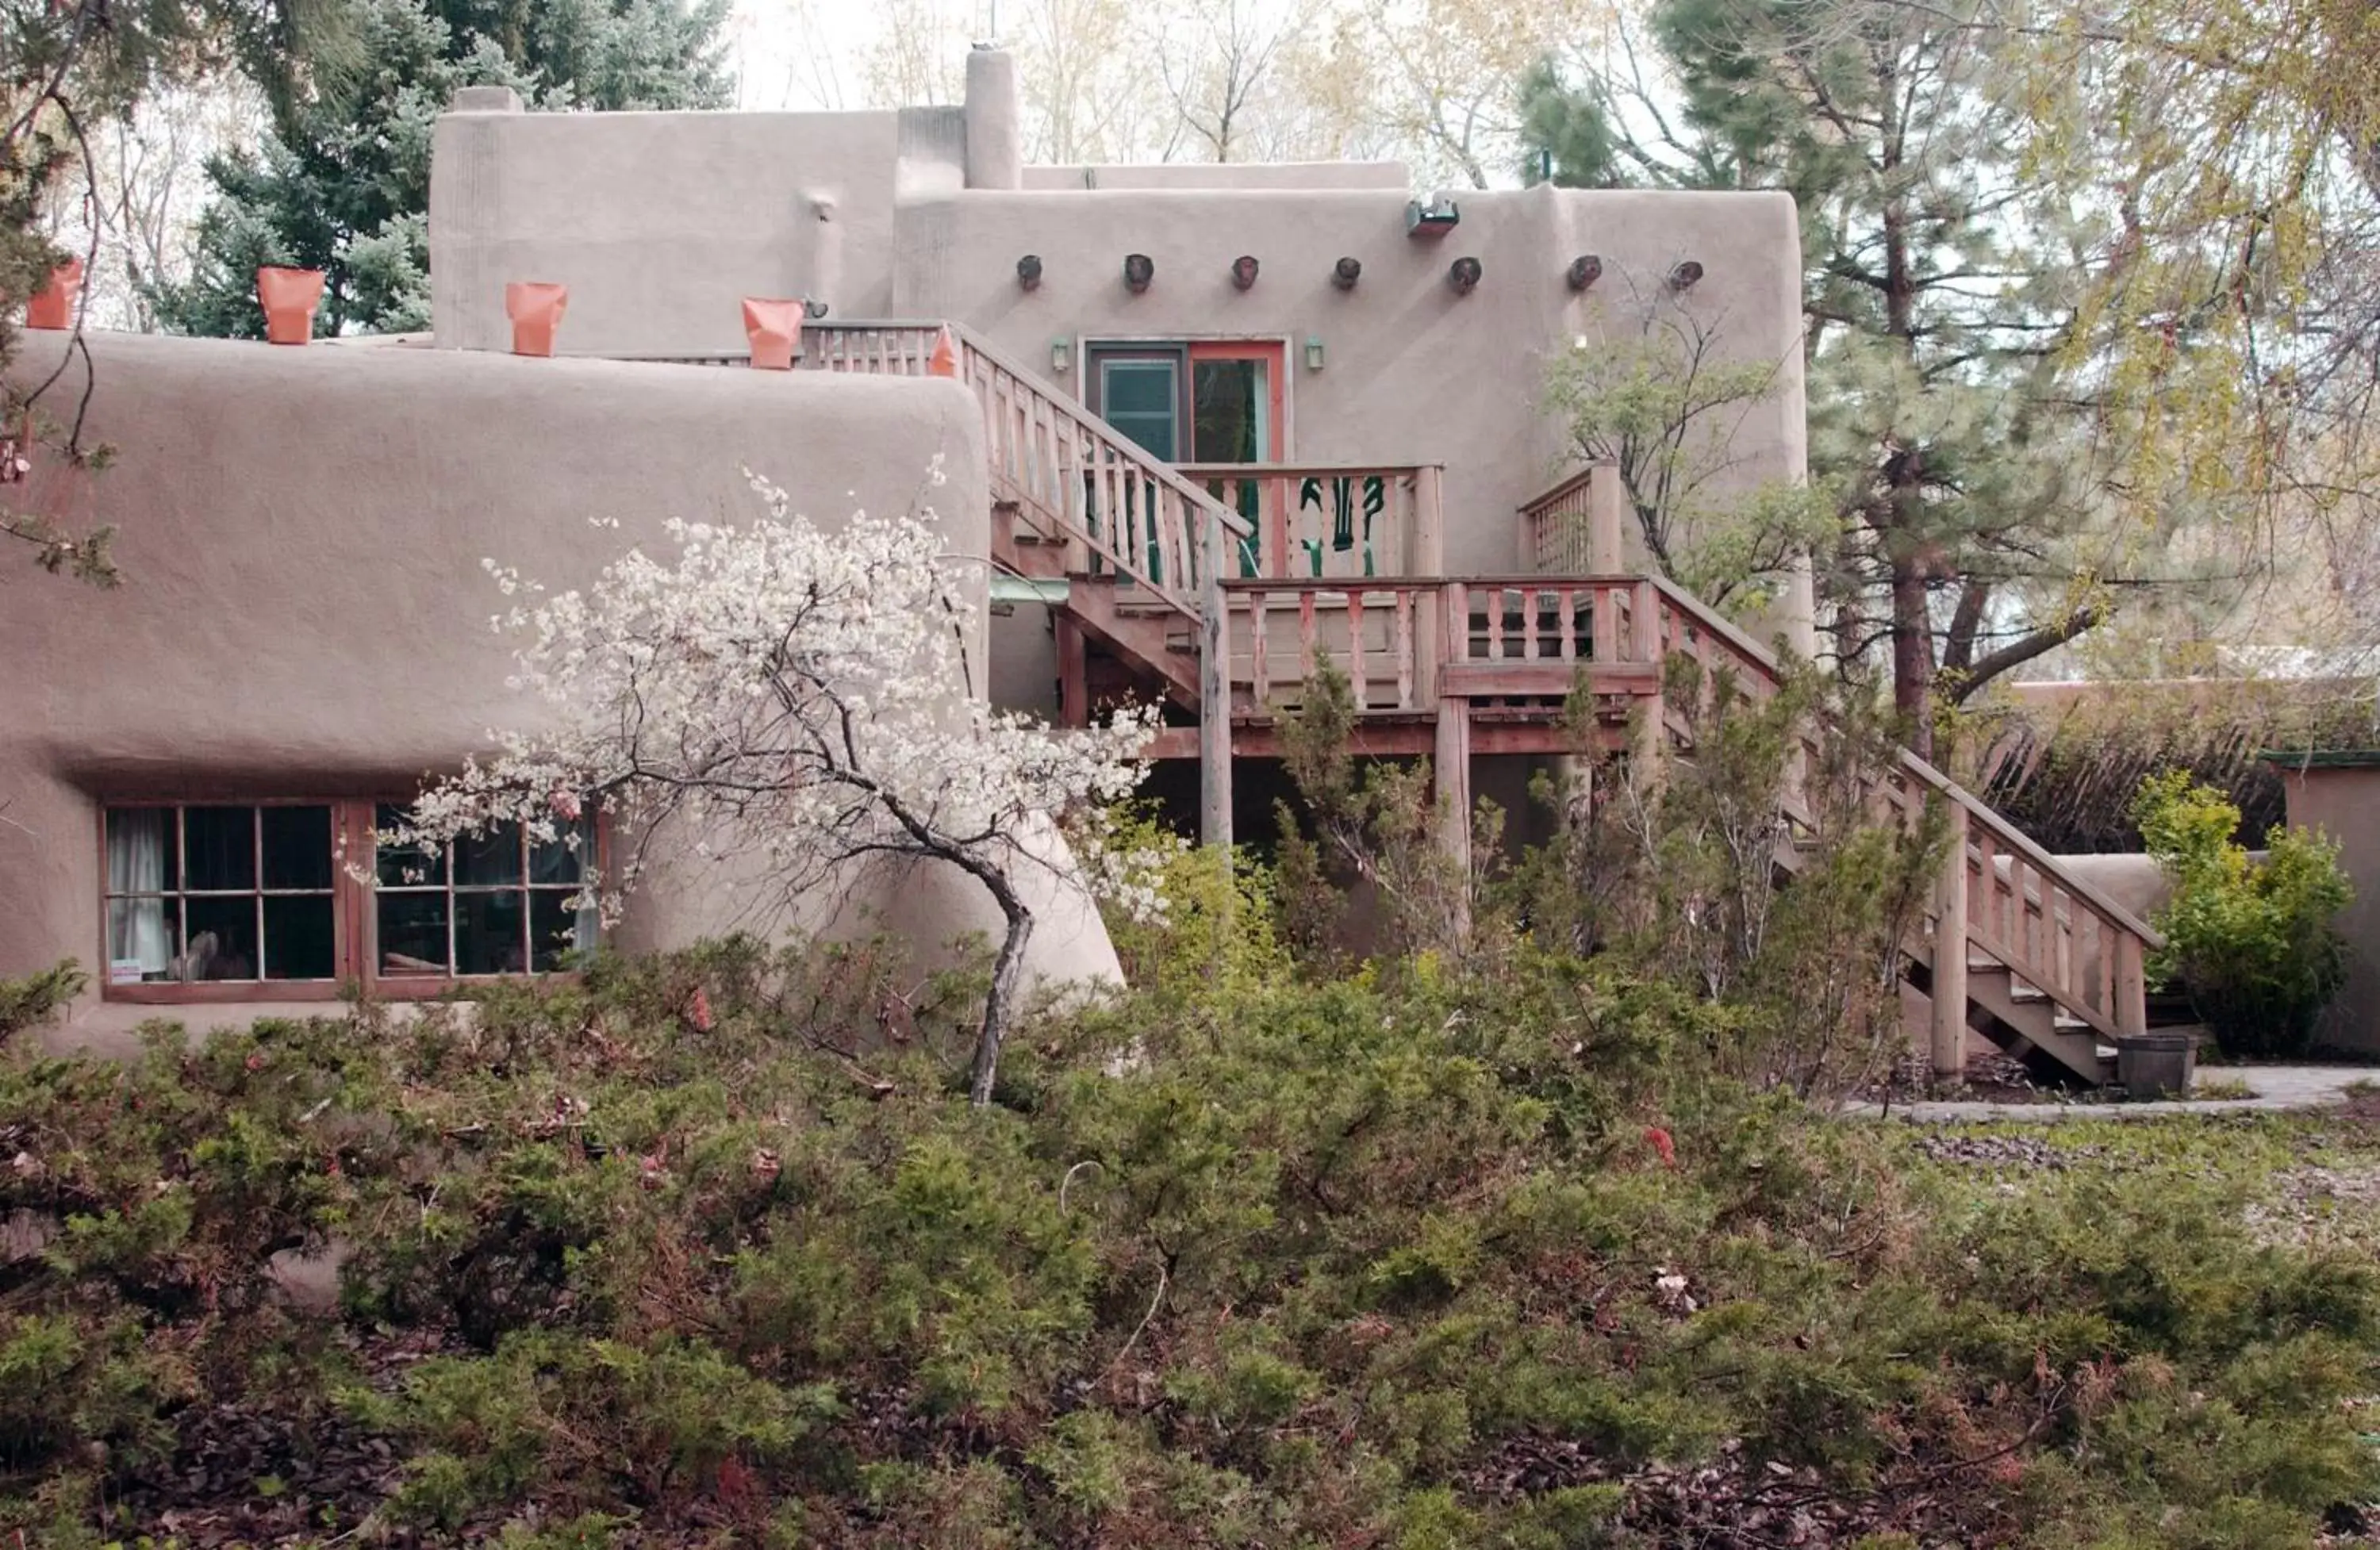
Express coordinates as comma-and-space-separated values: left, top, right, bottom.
1231, 254, 1260, 290
1567, 254, 1603, 292
1304, 335, 1325, 370
1448, 256, 1483, 295
1667, 259, 1705, 292
803, 297, 828, 318
1407, 196, 1460, 238
1331, 255, 1361, 290
1051, 336, 1073, 373
1016, 254, 1043, 291
1123, 253, 1155, 293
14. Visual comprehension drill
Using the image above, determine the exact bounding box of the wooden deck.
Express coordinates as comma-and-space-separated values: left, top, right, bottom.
669, 317, 2169, 1087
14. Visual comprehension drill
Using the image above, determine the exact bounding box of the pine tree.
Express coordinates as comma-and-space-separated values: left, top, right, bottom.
152, 0, 730, 339
1520, 0, 2178, 758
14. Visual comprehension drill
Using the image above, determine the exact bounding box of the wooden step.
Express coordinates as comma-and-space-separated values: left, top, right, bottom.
1962, 962, 2116, 1085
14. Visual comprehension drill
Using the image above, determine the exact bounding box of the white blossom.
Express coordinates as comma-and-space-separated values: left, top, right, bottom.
392, 469, 1158, 1103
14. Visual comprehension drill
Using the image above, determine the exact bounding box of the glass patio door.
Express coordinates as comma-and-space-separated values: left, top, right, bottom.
1086, 341, 1284, 577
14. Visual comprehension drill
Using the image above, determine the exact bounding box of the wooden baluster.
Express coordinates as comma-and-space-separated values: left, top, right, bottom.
2053, 889, 2074, 996
1177, 493, 1196, 593
1973, 833, 1997, 946
1349, 589, 1368, 708
1250, 589, 1270, 704
1002, 385, 1023, 491
2021, 863, 2042, 972
1299, 589, 1319, 680
1594, 583, 1618, 664
1395, 589, 1416, 708
1084, 425, 1104, 551
2095, 915, 2113, 1018
1102, 444, 1127, 573
1111, 452, 1132, 577
1559, 589, 1578, 662
1036, 400, 1059, 517
979, 368, 1002, 493
1486, 587, 1505, 660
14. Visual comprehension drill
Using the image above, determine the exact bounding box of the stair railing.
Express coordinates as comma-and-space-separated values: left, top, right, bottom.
794, 321, 1252, 627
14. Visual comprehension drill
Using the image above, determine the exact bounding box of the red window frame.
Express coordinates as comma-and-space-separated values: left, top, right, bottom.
98, 796, 604, 1004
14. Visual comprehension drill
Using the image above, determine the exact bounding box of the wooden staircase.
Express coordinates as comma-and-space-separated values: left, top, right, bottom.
731, 320, 2169, 1085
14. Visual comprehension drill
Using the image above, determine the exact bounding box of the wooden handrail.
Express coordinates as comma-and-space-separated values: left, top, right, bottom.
1178, 461, 1447, 480
747, 318, 1252, 623
932, 326, 1254, 545
1179, 462, 1435, 580
1518, 465, 1599, 515
1640, 577, 2163, 953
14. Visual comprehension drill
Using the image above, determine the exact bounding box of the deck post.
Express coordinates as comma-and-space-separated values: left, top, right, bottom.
1200, 506, 1234, 850
2113, 930, 2148, 1037
1055, 614, 1088, 730
1930, 810, 1970, 1081
1588, 461, 1625, 575
1412, 466, 1445, 704
1434, 693, 1472, 926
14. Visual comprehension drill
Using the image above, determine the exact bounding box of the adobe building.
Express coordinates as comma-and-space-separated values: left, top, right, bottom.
2266, 753, 2380, 1057
4, 48, 2177, 1087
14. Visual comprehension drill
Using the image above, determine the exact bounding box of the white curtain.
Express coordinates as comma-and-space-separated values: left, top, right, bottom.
107, 809, 172, 976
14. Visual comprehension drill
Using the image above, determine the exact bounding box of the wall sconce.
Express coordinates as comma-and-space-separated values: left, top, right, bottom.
1016, 254, 1043, 291
1447, 256, 1482, 295
1230, 255, 1260, 291
1304, 335, 1325, 370
1051, 337, 1073, 373
1407, 196, 1460, 238
1123, 253, 1154, 293
1567, 254, 1603, 292
1331, 255, 1361, 290
1666, 259, 1705, 292
803, 297, 828, 319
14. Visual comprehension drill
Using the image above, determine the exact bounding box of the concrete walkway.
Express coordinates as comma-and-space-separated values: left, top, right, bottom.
1849, 1065, 2377, 1123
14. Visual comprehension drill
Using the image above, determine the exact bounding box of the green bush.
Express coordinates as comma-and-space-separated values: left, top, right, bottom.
8, 926, 2380, 1544
2132, 770, 2354, 1057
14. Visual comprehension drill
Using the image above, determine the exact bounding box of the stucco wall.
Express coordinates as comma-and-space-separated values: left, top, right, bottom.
430, 106, 911, 355
0, 332, 1121, 1047
895, 184, 1807, 583
2272, 763, 2380, 1056
426, 102, 1809, 597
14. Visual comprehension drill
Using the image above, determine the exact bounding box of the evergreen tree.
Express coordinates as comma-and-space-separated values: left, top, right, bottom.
1520, 0, 2186, 758
152, 0, 730, 338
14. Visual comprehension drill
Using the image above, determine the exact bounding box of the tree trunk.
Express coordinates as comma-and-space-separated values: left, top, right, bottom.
1889, 550, 1934, 762
969, 901, 1036, 1107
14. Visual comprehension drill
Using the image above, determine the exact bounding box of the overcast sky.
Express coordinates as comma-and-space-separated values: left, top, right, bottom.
724, 0, 989, 113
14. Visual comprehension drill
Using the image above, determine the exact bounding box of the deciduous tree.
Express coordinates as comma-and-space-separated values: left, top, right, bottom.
394, 470, 1156, 1106
5, 0, 328, 581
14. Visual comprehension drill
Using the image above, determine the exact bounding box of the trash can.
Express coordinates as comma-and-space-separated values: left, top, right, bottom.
2116, 1031, 2197, 1099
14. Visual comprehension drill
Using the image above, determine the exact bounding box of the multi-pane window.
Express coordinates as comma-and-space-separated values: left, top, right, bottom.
99, 799, 596, 996
104, 804, 337, 984
373, 805, 598, 979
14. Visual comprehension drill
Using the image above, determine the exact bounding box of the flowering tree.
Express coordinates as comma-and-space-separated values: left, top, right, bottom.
396, 468, 1157, 1105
